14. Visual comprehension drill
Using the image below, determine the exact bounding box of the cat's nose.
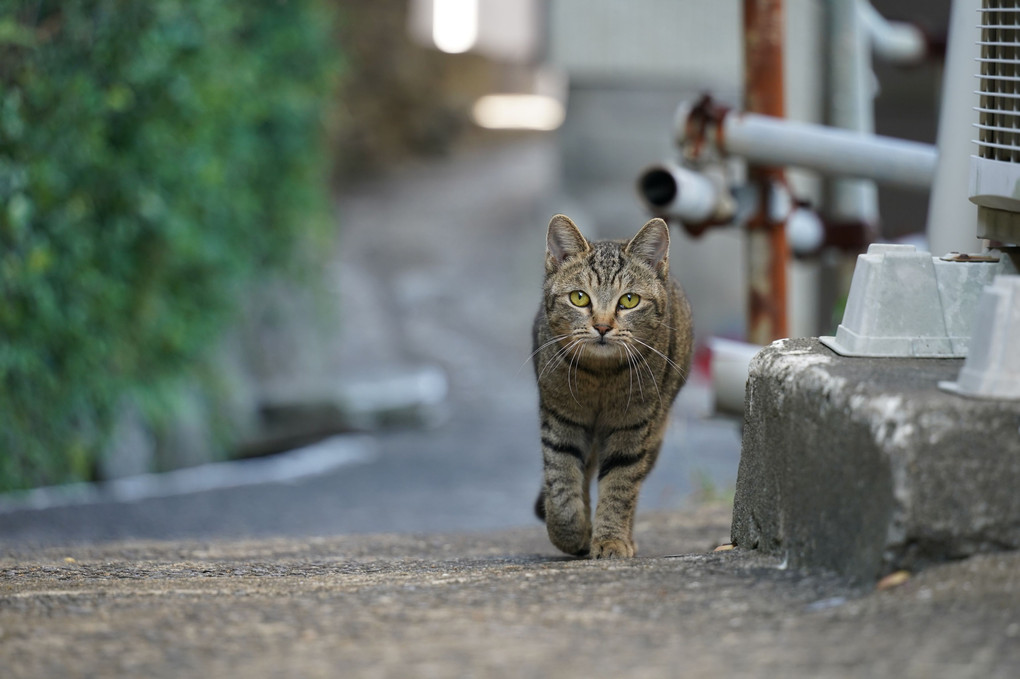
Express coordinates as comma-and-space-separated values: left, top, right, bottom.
593, 324, 612, 336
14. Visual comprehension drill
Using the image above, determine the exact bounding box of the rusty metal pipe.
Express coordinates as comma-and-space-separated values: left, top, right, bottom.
744, 0, 789, 344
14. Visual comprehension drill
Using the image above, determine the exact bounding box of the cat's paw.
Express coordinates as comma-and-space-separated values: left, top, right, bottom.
550, 530, 591, 558
591, 537, 635, 559
546, 514, 591, 557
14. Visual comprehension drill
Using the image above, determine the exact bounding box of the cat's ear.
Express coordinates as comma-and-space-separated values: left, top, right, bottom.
626, 218, 670, 277
546, 214, 590, 272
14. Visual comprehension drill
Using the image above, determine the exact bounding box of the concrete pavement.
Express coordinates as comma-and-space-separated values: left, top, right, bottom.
3, 505, 1018, 678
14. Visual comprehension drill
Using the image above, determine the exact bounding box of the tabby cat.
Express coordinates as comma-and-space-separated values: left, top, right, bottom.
532, 214, 693, 558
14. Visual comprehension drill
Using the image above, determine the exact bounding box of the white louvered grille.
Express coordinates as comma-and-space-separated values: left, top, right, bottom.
976, 0, 1020, 162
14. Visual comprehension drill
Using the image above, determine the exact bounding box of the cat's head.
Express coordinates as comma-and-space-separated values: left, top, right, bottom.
543, 214, 672, 358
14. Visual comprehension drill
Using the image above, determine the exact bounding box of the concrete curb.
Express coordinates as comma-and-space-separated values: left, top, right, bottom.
731, 338, 1020, 582
0, 436, 375, 513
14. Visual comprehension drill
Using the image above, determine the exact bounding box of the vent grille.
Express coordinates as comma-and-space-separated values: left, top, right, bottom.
976, 0, 1020, 162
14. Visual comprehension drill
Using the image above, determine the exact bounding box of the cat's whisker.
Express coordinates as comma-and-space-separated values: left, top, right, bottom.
637, 345, 657, 404
538, 338, 582, 383
524, 334, 572, 363
645, 357, 665, 407
628, 341, 663, 407
619, 341, 643, 396
537, 344, 569, 382
566, 340, 586, 405
621, 343, 643, 409
630, 336, 689, 379
544, 338, 584, 386
618, 344, 635, 411
620, 343, 633, 406
519, 333, 573, 376
616, 345, 629, 411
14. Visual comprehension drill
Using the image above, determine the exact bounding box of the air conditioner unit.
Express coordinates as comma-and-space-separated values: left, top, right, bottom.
971, 0, 1020, 245
940, 0, 1020, 400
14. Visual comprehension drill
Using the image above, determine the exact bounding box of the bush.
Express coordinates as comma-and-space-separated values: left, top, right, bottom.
0, 0, 341, 491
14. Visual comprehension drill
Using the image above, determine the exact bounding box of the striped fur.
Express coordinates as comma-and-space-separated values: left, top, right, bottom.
532, 215, 693, 558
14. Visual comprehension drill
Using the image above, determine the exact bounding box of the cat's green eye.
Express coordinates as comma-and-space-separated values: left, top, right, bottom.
618, 293, 640, 309
569, 290, 590, 307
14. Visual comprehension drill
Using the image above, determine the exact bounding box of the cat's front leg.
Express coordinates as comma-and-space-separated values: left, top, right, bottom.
540, 435, 593, 557
591, 426, 664, 558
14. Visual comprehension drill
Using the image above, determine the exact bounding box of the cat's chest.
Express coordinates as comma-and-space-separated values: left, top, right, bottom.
542, 354, 663, 413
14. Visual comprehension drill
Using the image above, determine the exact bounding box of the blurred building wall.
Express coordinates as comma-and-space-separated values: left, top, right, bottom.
548, 0, 743, 84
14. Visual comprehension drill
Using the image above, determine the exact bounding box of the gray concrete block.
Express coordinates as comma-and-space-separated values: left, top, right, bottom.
731, 337, 1020, 582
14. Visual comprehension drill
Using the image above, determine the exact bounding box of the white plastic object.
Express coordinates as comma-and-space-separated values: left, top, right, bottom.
819, 244, 1014, 358
709, 337, 763, 416
786, 207, 825, 254
940, 275, 1020, 400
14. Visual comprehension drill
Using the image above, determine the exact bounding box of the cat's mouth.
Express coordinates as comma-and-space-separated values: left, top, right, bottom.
560, 331, 624, 359
584, 335, 620, 355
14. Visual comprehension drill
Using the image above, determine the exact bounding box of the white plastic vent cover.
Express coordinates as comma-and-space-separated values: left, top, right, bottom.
970, 0, 1020, 243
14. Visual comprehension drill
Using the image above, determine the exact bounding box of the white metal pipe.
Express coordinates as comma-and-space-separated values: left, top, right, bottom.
926, 0, 983, 256
637, 162, 723, 223
702, 111, 937, 189
858, 0, 928, 65
829, 0, 880, 224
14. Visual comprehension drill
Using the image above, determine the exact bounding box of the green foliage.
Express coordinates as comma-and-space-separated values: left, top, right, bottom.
0, 0, 341, 491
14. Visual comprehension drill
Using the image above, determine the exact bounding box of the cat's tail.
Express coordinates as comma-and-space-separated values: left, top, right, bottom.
533, 488, 546, 522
